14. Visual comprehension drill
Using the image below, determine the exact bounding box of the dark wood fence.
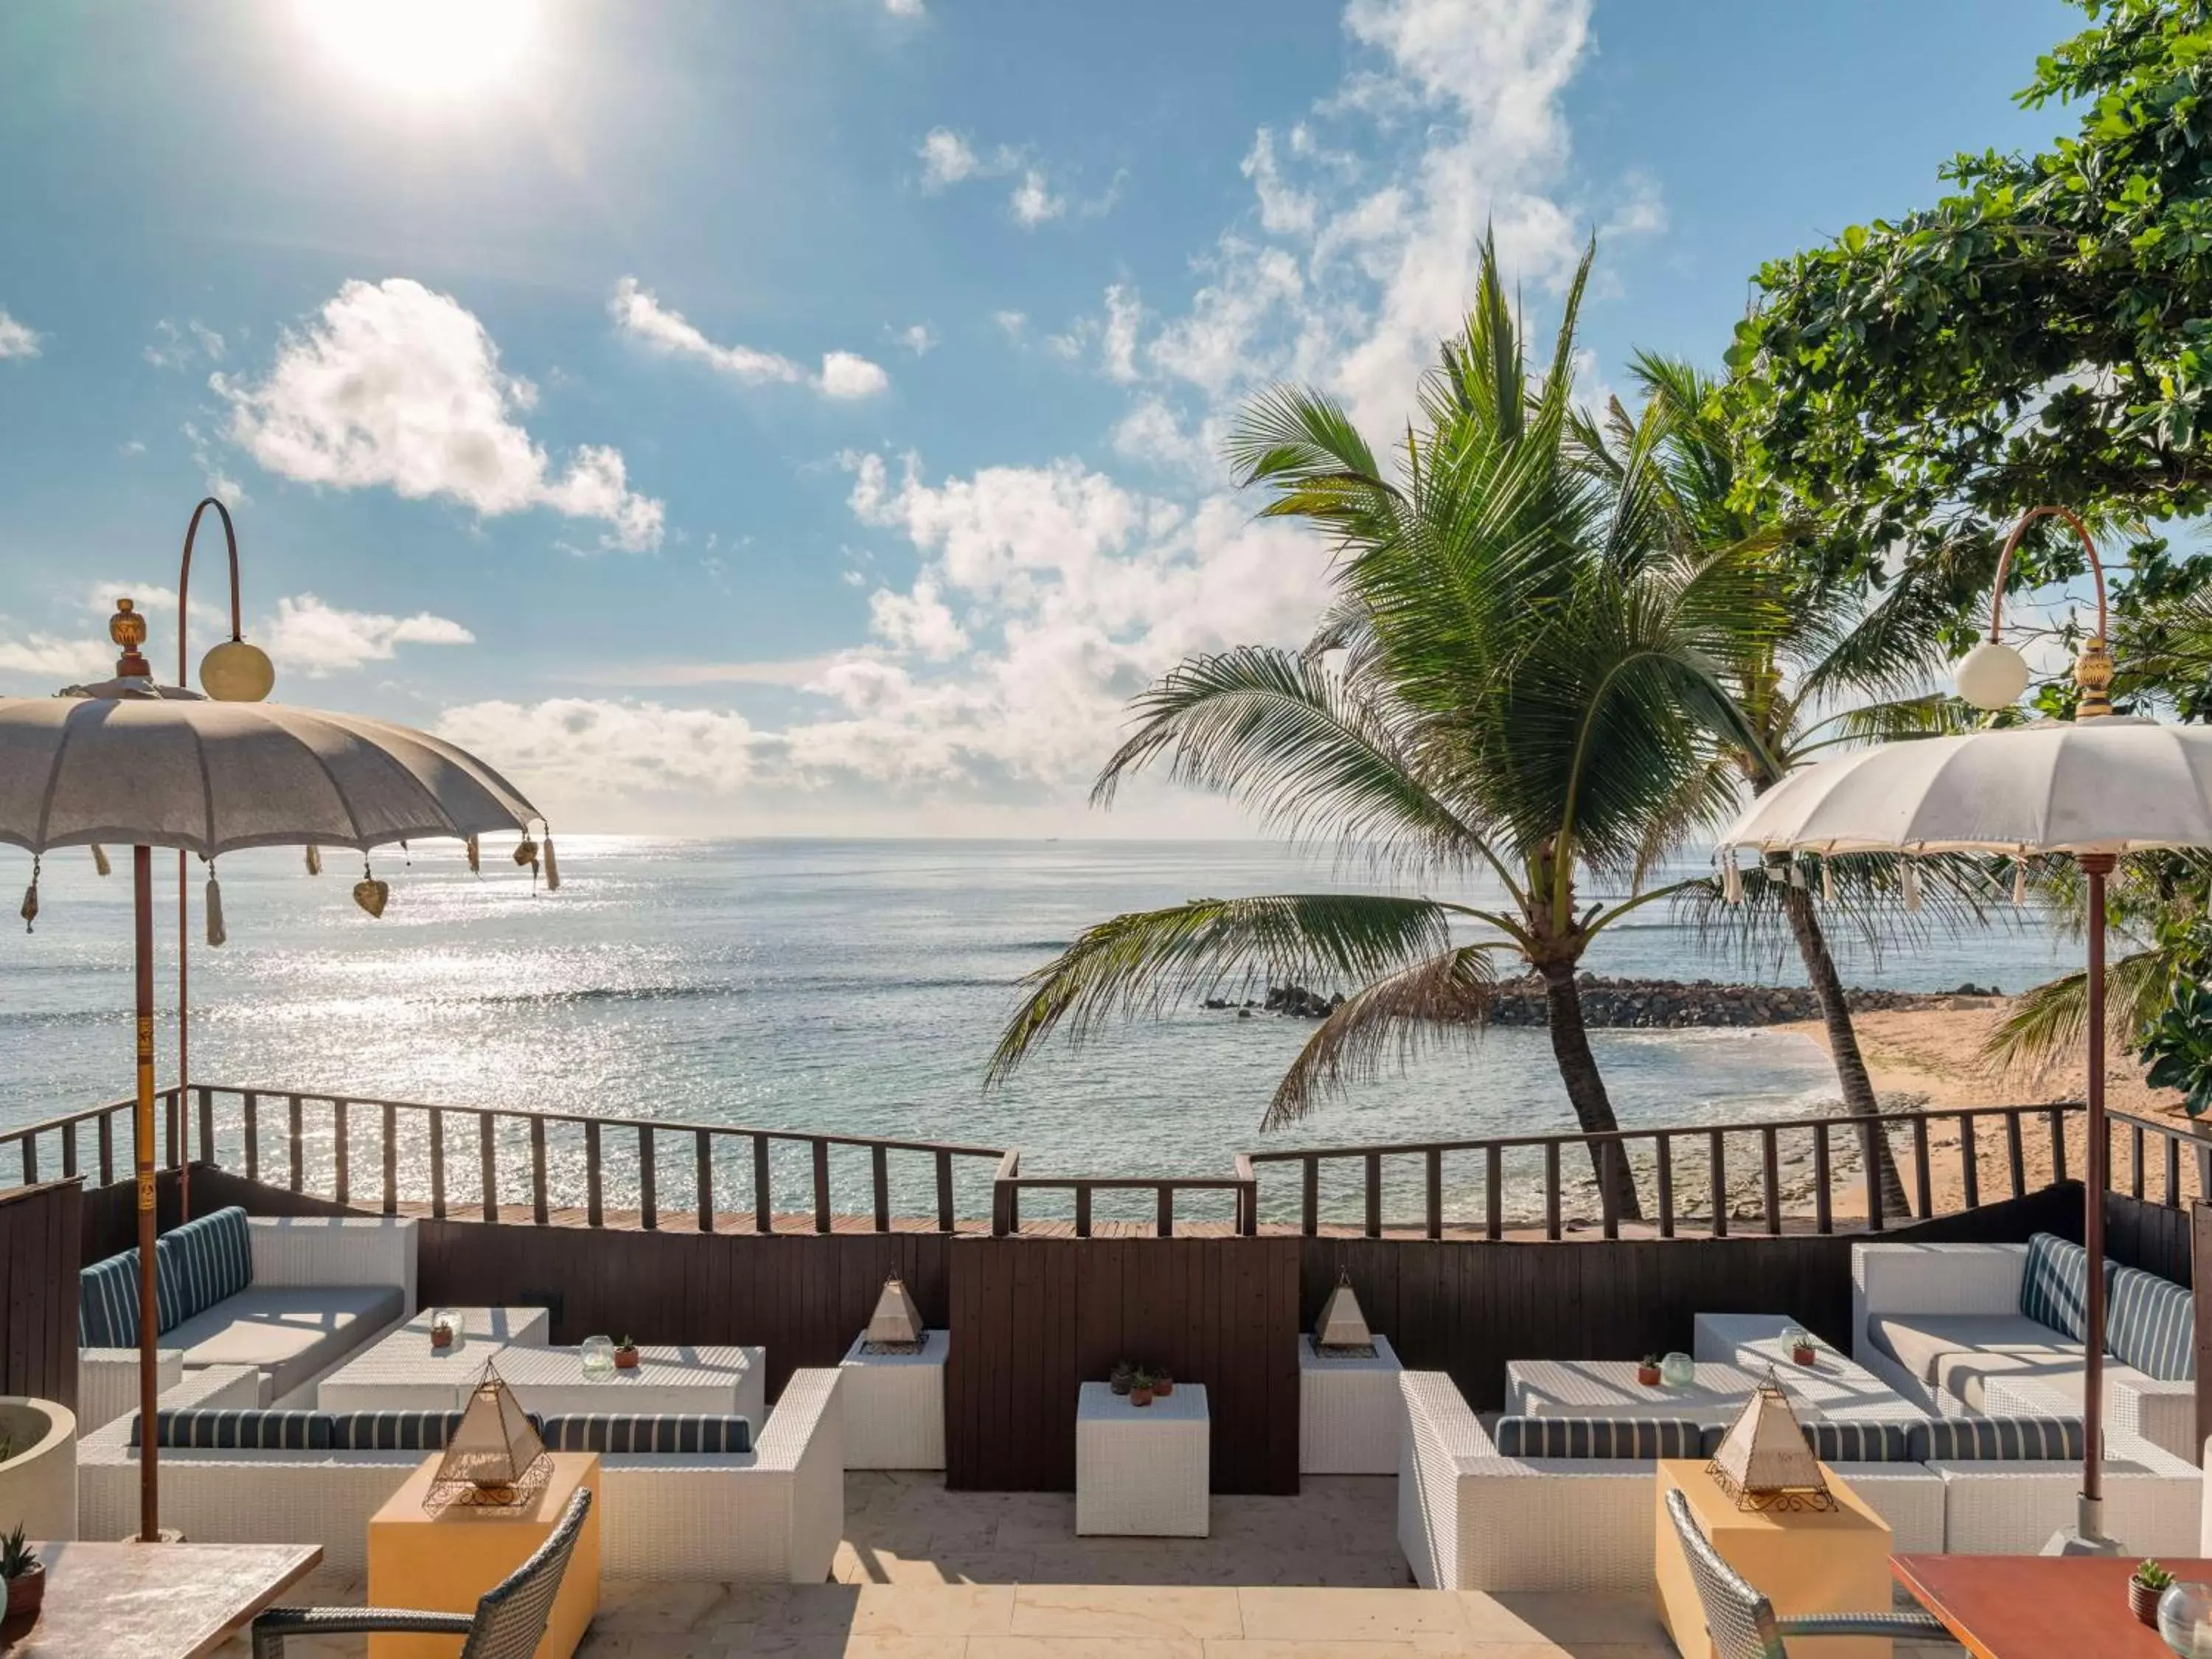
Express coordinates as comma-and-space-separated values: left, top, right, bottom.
945, 1237, 1301, 1495
0, 1180, 82, 1411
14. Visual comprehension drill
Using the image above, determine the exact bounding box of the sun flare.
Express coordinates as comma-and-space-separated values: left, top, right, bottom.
293, 0, 535, 95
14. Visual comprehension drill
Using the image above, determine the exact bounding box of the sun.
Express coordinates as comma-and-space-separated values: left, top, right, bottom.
293, 0, 535, 96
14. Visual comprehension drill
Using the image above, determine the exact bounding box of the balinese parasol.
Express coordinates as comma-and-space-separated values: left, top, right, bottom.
1716, 505, 2211, 1551
1, 580, 556, 1543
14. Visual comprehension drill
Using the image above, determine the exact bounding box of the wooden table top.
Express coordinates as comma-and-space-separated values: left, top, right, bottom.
0, 1540, 321, 1659
1893, 1553, 2212, 1659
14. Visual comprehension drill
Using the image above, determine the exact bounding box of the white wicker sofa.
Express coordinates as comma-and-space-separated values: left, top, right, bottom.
79, 1208, 417, 1427
1851, 1234, 2197, 1460
77, 1366, 844, 1582
1397, 1371, 1943, 1590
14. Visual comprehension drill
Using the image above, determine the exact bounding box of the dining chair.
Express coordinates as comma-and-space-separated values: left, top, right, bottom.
1663, 1487, 1947, 1658
250, 1486, 591, 1659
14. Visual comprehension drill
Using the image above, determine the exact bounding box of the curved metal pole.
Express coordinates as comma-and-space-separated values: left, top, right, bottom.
174, 496, 243, 1222
1984, 503, 2110, 644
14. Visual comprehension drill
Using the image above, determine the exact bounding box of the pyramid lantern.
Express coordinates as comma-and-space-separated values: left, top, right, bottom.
866, 1274, 925, 1348
425, 1362, 552, 1512
1315, 1268, 1373, 1352
1705, 1368, 1834, 1512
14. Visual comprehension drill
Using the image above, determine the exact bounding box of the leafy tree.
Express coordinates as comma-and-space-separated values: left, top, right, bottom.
987, 243, 1784, 1222
1728, 0, 2212, 563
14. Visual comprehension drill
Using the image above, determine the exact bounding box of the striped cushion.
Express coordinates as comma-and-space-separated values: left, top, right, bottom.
328, 1411, 467, 1452
2107, 1264, 2195, 1382
1803, 1420, 1916, 1463
153, 1206, 254, 1329
131, 1409, 332, 1451
1492, 1416, 1703, 1459
78, 1250, 142, 1348
540, 1414, 753, 1455
2018, 1232, 2098, 1343
1908, 1416, 2087, 1461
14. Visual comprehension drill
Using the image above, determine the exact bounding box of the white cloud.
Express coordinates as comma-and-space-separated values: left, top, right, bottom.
1009, 168, 1065, 227
1100, 285, 1144, 383
0, 630, 108, 681
867, 577, 967, 660
217, 278, 664, 551
145, 318, 225, 370
1111, 398, 1194, 469
891, 323, 937, 355
1242, 128, 1318, 236
0, 308, 41, 360
610, 277, 888, 401
262, 593, 474, 675
918, 128, 1010, 191
434, 697, 760, 803
992, 310, 1028, 339
884, 0, 924, 14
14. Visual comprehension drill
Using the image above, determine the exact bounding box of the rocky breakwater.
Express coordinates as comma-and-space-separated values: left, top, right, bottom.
1220, 974, 2001, 1027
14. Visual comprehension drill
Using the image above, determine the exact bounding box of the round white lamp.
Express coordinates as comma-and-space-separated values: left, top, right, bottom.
198, 638, 275, 703
1954, 639, 2031, 712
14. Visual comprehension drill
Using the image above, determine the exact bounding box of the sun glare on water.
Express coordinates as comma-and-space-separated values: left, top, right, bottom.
293, 0, 535, 95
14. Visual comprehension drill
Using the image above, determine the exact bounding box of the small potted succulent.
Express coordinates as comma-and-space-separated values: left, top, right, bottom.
1129, 1367, 1155, 1408
1787, 1331, 1818, 1368
2132, 1559, 2174, 1627
613, 1336, 641, 1371
428, 1310, 459, 1352
1151, 1367, 1174, 1399
3, 1526, 44, 1622
1109, 1360, 1134, 1397
1636, 1352, 1662, 1388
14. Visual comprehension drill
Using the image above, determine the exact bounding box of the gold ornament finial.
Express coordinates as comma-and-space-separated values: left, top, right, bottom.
110, 598, 152, 678
2074, 634, 2115, 719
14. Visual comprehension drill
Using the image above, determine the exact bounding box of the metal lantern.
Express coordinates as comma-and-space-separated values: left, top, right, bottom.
425, 1363, 551, 1512
863, 1274, 925, 1352
1705, 1368, 1834, 1514
1315, 1268, 1374, 1353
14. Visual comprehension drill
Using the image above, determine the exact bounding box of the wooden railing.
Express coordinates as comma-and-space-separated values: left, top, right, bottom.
0, 1084, 1007, 1235
988, 1149, 1259, 1237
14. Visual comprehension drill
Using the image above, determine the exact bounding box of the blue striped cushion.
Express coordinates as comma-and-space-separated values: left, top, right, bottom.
131, 1409, 332, 1451
2018, 1232, 2098, 1342
540, 1414, 753, 1455
328, 1411, 467, 1452
1908, 1416, 2086, 1461
78, 1250, 142, 1348
153, 1206, 254, 1329
1803, 1420, 1916, 1463
1492, 1416, 1703, 1459
2107, 1264, 2195, 1382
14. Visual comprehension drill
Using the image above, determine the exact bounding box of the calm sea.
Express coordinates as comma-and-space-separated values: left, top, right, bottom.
0, 838, 2070, 1222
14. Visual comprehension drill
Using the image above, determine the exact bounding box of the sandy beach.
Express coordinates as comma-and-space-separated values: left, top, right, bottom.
1783, 1003, 2211, 1216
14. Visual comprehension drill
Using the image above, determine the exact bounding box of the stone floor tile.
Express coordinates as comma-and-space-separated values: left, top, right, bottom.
1460, 1594, 1669, 1646
1237, 1588, 1470, 1642
970, 1638, 1204, 1659
1010, 1584, 1245, 1639
842, 1549, 1042, 1586
1199, 1641, 1465, 1659
851, 1582, 1018, 1635
591, 1577, 735, 1632
1023, 1548, 1253, 1587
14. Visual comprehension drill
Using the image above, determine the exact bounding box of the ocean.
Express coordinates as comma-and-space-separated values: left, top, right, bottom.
0, 838, 2072, 1224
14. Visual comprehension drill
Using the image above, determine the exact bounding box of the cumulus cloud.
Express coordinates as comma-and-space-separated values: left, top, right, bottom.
891, 323, 937, 355
434, 697, 759, 801
0, 630, 108, 681
919, 128, 1007, 191
262, 593, 474, 676
884, 0, 924, 14
217, 278, 664, 551
610, 277, 888, 400
1009, 168, 1064, 227
0, 308, 40, 360
145, 318, 225, 371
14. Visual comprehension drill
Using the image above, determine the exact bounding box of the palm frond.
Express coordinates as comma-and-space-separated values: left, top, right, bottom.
1265, 944, 1502, 1130
1222, 384, 1390, 494
985, 894, 1464, 1088
1980, 947, 2177, 1086
1674, 854, 2012, 977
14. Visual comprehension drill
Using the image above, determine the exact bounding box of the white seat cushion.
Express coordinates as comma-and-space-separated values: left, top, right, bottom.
167, 1284, 402, 1402
1868, 1313, 2074, 1385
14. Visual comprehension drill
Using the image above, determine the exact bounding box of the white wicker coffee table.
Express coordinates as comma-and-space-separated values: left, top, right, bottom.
487, 1343, 768, 1423
840, 1329, 947, 1470
1692, 1312, 1927, 1422
316, 1307, 552, 1411
1298, 1334, 1401, 1473
1077, 1381, 1208, 1537
1505, 1358, 1763, 1422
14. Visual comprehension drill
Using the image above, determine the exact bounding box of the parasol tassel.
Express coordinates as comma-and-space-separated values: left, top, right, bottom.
542, 832, 559, 892
205, 872, 227, 947
20, 857, 38, 933
1787, 858, 1806, 889
305, 844, 321, 877
466, 835, 480, 874
1820, 858, 1834, 904
513, 835, 538, 870
1902, 858, 1922, 914
2013, 856, 2028, 908
1720, 858, 1744, 905
91, 844, 111, 877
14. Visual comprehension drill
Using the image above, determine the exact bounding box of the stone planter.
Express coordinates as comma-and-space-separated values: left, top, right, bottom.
0, 1398, 77, 1542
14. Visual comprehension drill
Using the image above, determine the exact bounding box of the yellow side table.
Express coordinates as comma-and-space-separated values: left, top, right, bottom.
366, 1450, 600, 1659
1654, 1458, 1892, 1659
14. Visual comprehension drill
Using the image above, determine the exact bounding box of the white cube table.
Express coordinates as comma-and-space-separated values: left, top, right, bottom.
1506, 1358, 1762, 1422
316, 1306, 552, 1411
1693, 1312, 1927, 1423
839, 1329, 947, 1470
488, 1344, 768, 1423
1298, 1333, 1401, 1474
1077, 1381, 1209, 1537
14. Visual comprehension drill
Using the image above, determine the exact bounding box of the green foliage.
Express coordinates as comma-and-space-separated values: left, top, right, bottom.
2138, 1559, 2176, 1591
1731, 0, 2212, 551
0, 1526, 35, 1581
2139, 978, 2212, 1115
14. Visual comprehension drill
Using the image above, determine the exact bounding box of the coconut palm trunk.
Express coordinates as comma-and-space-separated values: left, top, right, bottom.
1538, 959, 1645, 1220
1781, 882, 1912, 1219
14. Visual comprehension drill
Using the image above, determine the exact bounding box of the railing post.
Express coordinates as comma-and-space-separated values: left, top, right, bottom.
428, 1107, 448, 1220
1912, 1113, 1933, 1218
243, 1090, 260, 1184
1760, 1127, 1781, 1237
196, 1086, 214, 1174
1157, 1184, 1174, 1238
1075, 1185, 1092, 1239
1958, 1113, 1979, 1211
872, 1144, 890, 1234
696, 1130, 714, 1234
1812, 1122, 1832, 1235
1860, 1119, 1884, 1234
811, 1138, 831, 1234
287, 1093, 304, 1193
1544, 1142, 1562, 1242
1655, 1133, 1674, 1239
333, 1099, 349, 1206
18, 1133, 35, 1186
991, 1150, 1020, 1237
1235, 1154, 1257, 1237
585, 1120, 603, 1227
639, 1125, 657, 1231
1599, 1138, 1619, 1240
100, 1109, 115, 1187
935, 1150, 955, 1234
2048, 1106, 2067, 1186
1301, 1156, 1318, 1238
2133, 1122, 2148, 1200
480, 1113, 498, 1223
1708, 1129, 1728, 1239
61, 1120, 77, 1181
753, 1135, 773, 1234
1363, 1152, 1382, 1239
1486, 1144, 1503, 1242
381, 1101, 397, 1217
1425, 1147, 1442, 1242
2004, 1110, 2026, 1201
530, 1115, 549, 1225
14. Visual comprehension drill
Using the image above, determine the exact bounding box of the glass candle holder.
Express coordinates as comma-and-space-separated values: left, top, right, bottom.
580, 1335, 616, 1377
1660, 1352, 1696, 1389
1781, 1326, 1817, 1363
2160, 1582, 2212, 1658
428, 1310, 462, 1353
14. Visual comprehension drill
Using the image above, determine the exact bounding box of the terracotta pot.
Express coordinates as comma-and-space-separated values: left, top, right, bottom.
2131, 1576, 2166, 1627
431, 1329, 453, 1351
1636, 1366, 1660, 1387
1130, 1387, 1155, 1408
1153, 1378, 1174, 1397
1790, 1345, 1816, 1367
5, 1565, 44, 1622
614, 1348, 640, 1371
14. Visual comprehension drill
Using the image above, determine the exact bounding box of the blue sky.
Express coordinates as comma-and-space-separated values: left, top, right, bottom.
0, 0, 2081, 835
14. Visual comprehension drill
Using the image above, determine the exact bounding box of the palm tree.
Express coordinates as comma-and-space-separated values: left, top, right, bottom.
1582, 354, 1989, 1218
987, 242, 1784, 1223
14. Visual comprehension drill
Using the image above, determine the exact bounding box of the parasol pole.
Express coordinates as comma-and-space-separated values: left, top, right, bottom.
133, 844, 161, 1542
